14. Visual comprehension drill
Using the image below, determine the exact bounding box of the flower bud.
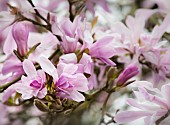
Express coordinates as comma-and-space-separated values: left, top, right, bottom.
12, 22, 29, 56
116, 64, 139, 86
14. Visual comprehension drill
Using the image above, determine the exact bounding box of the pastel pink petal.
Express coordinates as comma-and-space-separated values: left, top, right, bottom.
37, 70, 46, 83
96, 0, 110, 12
161, 84, 170, 109
127, 98, 160, 111
83, 30, 93, 45
86, 1, 95, 14
69, 73, 89, 92
2, 84, 16, 102
39, 56, 58, 81
151, 13, 170, 44
0, 0, 8, 11
72, 16, 81, 33
0, 11, 15, 30
23, 59, 36, 78
61, 36, 77, 53
51, 23, 63, 36
2, 61, 23, 75
22, 92, 34, 100
115, 111, 152, 124
62, 64, 78, 75
126, 16, 135, 30
37, 88, 47, 99
21, 75, 30, 84
59, 53, 77, 64
138, 87, 168, 109
15, 84, 34, 100
61, 19, 73, 37
135, 9, 158, 22
144, 110, 167, 125
112, 22, 130, 37
69, 89, 85, 102
44, 0, 63, 11
12, 22, 29, 56
90, 36, 115, 58
100, 58, 116, 66
144, 113, 157, 125
133, 81, 160, 94
3, 27, 17, 55
79, 53, 93, 64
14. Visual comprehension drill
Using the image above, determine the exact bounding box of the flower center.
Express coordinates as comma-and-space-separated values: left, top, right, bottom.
30, 80, 41, 89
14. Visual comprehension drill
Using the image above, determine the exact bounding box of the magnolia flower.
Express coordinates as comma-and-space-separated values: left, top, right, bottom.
115, 64, 139, 86
89, 36, 116, 66
12, 22, 29, 56
115, 81, 170, 125
59, 53, 94, 89
15, 59, 47, 99
52, 16, 81, 53
39, 56, 89, 102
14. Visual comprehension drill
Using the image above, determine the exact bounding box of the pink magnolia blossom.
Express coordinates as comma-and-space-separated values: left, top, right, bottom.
115, 81, 170, 125
39, 56, 89, 102
15, 59, 47, 99
115, 64, 139, 86
12, 22, 29, 56
59, 53, 94, 89
111, 10, 170, 85
52, 16, 81, 53
89, 36, 116, 66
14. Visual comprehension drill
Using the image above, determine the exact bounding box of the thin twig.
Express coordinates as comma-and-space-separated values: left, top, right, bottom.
99, 92, 112, 125
27, 0, 49, 25
156, 111, 170, 125
68, 0, 75, 22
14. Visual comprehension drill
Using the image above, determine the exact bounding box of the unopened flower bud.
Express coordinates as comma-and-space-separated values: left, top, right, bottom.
12, 22, 29, 56
116, 64, 139, 86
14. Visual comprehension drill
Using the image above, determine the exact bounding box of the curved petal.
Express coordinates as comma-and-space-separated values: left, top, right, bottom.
69, 89, 85, 102
115, 111, 152, 124
38, 56, 58, 81
59, 53, 77, 64
69, 73, 89, 92
23, 59, 36, 78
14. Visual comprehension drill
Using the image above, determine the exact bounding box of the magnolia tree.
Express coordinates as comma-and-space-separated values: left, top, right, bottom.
0, 0, 170, 125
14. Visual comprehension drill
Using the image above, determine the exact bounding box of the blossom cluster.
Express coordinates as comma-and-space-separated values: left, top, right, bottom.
0, 0, 170, 125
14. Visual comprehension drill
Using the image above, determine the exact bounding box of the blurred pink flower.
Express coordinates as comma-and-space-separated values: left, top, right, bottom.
85, 0, 110, 14
0, 103, 9, 125
115, 81, 170, 125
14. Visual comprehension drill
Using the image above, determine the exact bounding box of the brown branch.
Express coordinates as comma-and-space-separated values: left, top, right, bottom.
68, 0, 75, 22
156, 111, 170, 125
27, 0, 49, 25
